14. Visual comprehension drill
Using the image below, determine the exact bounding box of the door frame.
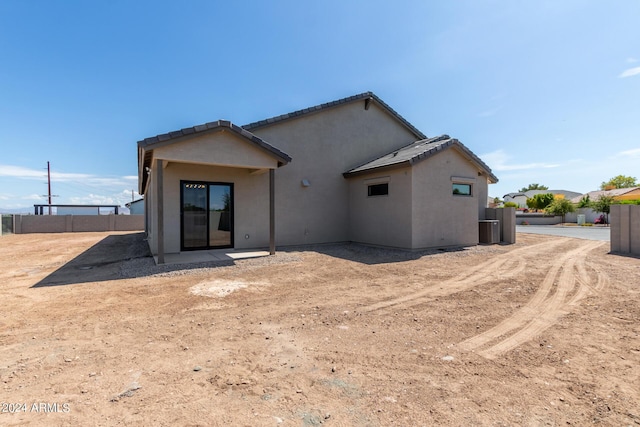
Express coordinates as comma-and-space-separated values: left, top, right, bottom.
180, 180, 234, 251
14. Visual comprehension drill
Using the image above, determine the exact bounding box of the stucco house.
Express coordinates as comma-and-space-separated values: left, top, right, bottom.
569, 187, 640, 204
125, 198, 145, 215
503, 189, 582, 208
138, 92, 498, 263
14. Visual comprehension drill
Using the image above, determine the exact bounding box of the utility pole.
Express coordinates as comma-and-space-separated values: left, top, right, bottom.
42, 161, 58, 215
47, 161, 52, 215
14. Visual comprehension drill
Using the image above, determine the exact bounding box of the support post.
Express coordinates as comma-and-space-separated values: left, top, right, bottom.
156, 159, 165, 264
269, 168, 275, 255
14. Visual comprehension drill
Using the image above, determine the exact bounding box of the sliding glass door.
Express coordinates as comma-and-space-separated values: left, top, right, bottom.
181, 181, 233, 250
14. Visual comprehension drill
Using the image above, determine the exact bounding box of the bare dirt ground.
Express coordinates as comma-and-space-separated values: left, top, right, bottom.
0, 231, 639, 426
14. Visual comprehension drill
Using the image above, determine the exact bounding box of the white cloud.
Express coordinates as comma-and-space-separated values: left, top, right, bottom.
619, 66, 640, 78
0, 164, 91, 181
0, 164, 136, 187
480, 149, 560, 172
627, 57, 638, 63
616, 148, 640, 157
69, 189, 141, 207
0, 165, 47, 179
22, 194, 45, 201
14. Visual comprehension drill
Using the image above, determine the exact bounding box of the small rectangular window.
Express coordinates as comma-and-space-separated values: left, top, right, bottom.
368, 183, 389, 197
453, 183, 471, 196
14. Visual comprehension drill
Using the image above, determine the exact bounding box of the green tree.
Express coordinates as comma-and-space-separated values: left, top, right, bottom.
600, 175, 637, 190
592, 195, 615, 224
519, 183, 549, 192
526, 193, 555, 211
545, 198, 575, 224
577, 194, 591, 208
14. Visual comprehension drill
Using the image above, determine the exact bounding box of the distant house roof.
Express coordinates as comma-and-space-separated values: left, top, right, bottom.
504, 189, 582, 199
137, 120, 292, 194
570, 187, 640, 203
125, 198, 144, 209
243, 91, 427, 140
503, 192, 527, 199
343, 135, 498, 182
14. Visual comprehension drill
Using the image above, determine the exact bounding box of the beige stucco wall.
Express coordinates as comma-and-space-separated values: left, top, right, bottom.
143, 98, 494, 252
346, 148, 489, 250
347, 168, 413, 248
610, 204, 640, 255
476, 175, 490, 220
14, 215, 143, 234
411, 148, 484, 249
153, 130, 279, 169
147, 162, 271, 254
250, 100, 419, 246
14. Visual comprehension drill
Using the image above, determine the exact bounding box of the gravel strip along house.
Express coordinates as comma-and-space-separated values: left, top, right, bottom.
138, 92, 498, 262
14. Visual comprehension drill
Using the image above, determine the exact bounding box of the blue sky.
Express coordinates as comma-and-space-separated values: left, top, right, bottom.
1, 0, 639, 212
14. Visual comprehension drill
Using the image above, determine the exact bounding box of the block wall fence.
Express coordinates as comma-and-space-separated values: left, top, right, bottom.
12, 215, 144, 234
610, 205, 640, 255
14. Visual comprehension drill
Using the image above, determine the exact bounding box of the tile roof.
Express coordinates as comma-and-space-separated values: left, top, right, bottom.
343, 135, 498, 183
243, 91, 427, 140
569, 187, 640, 203
137, 120, 291, 194
137, 119, 291, 164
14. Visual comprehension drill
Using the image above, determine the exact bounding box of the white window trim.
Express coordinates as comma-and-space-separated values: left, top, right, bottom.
450, 175, 476, 184
363, 176, 391, 186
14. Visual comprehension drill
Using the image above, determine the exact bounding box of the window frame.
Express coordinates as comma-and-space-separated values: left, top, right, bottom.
452, 182, 472, 196
367, 182, 389, 197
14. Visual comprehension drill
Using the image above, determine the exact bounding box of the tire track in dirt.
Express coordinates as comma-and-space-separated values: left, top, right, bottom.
460, 240, 605, 359
359, 239, 567, 314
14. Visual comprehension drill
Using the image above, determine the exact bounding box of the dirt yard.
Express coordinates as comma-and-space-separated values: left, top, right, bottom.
0, 232, 638, 426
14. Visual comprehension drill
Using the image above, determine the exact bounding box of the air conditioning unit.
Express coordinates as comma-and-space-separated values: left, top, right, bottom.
479, 220, 500, 244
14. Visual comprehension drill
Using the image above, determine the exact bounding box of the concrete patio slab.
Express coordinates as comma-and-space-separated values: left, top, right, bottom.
154, 249, 270, 265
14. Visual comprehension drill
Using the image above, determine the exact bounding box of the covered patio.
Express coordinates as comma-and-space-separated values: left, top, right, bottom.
138, 120, 291, 264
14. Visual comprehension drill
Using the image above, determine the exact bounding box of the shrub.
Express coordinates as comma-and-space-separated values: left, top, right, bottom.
545, 198, 575, 223
503, 202, 518, 208
577, 195, 591, 208
592, 195, 614, 224
615, 199, 640, 205
526, 193, 555, 211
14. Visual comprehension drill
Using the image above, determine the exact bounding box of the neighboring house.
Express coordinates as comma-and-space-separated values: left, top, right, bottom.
138, 92, 498, 262
503, 189, 582, 208
126, 198, 145, 215
569, 187, 640, 204
566, 187, 640, 223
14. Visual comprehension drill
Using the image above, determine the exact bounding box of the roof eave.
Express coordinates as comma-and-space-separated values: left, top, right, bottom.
343, 160, 412, 178
243, 91, 427, 140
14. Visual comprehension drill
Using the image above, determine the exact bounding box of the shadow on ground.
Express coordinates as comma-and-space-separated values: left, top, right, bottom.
608, 251, 640, 260
32, 232, 242, 288
32, 235, 482, 288
32, 233, 152, 287
284, 242, 469, 265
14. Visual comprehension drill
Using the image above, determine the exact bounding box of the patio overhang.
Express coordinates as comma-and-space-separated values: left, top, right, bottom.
138, 120, 291, 264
